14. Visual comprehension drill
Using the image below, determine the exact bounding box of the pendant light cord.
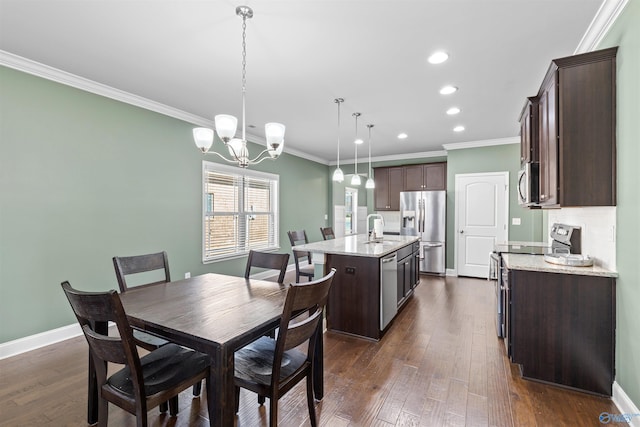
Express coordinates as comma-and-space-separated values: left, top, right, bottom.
241, 12, 247, 142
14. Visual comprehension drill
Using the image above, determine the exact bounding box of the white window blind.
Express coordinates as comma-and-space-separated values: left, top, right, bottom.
202, 161, 279, 262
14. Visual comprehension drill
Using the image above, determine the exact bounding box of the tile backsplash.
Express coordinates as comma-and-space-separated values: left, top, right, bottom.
548, 207, 616, 270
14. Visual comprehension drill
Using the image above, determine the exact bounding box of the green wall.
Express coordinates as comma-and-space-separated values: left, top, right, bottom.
446, 144, 543, 269
598, 0, 640, 409
0, 66, 330, 343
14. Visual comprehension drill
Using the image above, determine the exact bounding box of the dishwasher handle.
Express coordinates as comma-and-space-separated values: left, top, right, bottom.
381, 254, 397, 264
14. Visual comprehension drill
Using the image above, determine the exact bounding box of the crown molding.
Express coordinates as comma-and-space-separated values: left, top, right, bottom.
0, 50, 329, 166
443, 136, 519, 151
329, 150, 448, 167
574, 0, 629, 54
0, 50, 215, 127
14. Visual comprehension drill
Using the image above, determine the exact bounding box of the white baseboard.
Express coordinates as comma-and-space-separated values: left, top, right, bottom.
612, 381, 640, 426
446, 268, 457, 276
1, 266, 299, 360
0, 323, 82, 360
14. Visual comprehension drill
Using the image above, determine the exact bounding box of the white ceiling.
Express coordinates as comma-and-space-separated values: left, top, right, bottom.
0, 0, 604, 164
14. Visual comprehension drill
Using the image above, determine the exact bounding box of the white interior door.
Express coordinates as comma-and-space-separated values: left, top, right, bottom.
455, 172, 508, 278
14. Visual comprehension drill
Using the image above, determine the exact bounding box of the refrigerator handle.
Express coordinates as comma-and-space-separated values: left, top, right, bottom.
420, 198, 425, 233
418, 199, 423, 233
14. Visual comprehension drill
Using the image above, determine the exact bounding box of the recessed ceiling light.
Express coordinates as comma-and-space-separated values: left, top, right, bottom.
440, 85, 458, 95
428, 51, 449, 64
354, 138, 364, 145
453, 125, 465, 132
397, 133, 408, 140
447, 107, 461, 115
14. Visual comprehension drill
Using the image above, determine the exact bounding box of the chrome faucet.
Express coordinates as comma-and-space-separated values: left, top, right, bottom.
366, 214, 385, 242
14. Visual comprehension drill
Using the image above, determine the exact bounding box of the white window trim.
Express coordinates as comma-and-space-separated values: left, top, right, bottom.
202, 161, 279, 263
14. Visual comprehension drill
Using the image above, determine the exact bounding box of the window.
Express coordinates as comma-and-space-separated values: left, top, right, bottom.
345, 187, 358, 235
202, 161, 279, 262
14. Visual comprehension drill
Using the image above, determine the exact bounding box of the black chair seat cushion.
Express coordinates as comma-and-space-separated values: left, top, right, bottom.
299, 265, 314, 275
132, 329, 169, 349
235, 336, 307, 386
108, 343, 209, 396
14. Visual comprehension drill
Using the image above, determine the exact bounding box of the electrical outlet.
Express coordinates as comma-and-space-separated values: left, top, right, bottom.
324, 214, 328, 220
185, 272, 191, 279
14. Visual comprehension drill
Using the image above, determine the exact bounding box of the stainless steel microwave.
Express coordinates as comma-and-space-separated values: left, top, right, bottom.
517, 162, 539, 206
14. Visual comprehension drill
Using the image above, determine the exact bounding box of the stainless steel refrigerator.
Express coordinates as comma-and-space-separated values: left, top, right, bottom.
399, 191, 446, 274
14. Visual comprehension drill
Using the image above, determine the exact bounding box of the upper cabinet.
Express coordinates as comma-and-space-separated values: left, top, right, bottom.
374, 162, 447, 211
519, 97, 539, 164
373, 167, 403, 211
403, 163, 447, 191
524, 47, 617, 208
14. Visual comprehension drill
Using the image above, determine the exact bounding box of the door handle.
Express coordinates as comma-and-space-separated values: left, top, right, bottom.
459, 229, 464, 234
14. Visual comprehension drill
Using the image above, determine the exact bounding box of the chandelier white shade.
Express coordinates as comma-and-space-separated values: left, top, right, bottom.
192, 6, 284, 168
332, 98, 345, 182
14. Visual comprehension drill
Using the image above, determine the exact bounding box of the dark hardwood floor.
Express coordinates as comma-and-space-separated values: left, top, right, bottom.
0, 274, 619, 426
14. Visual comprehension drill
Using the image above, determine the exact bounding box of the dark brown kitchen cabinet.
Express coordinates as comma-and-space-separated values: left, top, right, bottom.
403, 162, 447, 191
519, 97, 539, 164
326, 254, 381, 339
538, 74, 558, 205
374, 167, 403, 210
536, 47, 617, 207
508, 268, 615, 396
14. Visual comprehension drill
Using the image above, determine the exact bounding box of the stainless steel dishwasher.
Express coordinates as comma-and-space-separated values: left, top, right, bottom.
380, 253, 398, 330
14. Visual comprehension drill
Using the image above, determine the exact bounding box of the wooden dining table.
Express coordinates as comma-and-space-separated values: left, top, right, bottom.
86, 273, 325, 427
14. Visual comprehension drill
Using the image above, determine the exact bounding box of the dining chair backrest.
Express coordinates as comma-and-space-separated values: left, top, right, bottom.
61, 282, 144, 398
113, 251, 171, 292
276, 268, 335, 357
61, 281, 211, 426
233, 268, 336, 426
287, 230, 310, 262
245, 250, 290, 284
320, 227, 335, 240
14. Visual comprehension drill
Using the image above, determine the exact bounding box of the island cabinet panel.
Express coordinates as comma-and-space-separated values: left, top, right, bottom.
509, 269, 615, 396
326, 254, 381, 340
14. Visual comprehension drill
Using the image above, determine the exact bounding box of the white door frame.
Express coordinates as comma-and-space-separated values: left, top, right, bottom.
453, 171, 509, 277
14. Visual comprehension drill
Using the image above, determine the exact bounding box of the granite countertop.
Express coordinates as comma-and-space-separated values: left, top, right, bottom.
293, 234, 420, 258
502, 253, 618, 278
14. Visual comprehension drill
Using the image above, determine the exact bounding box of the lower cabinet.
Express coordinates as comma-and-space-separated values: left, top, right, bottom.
326, 254, 380, 339
507, 269, 615, 396
397, 241, 420, 308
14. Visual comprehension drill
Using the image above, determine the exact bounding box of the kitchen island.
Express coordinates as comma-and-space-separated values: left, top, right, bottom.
293, 234, 420, 340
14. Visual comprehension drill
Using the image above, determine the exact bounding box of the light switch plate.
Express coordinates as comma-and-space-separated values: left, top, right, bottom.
512, 217, 521, 225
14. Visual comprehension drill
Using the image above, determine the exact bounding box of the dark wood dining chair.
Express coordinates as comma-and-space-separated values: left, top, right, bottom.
234, 268, 336, 427
319, 227, 335, 240
113, 251, 202, 397
61, 281, 213, 427
287, 230, 314, 283
245, 250, 290, 284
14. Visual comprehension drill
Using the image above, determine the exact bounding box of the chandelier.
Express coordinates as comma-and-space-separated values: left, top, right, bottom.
192, 6, 285, 168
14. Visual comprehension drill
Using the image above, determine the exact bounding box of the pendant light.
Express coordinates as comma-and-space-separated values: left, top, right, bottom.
192, 6, 285, 168
351, 112, 362, 186
332, 98, 345, 182
365, 124, 375, 189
